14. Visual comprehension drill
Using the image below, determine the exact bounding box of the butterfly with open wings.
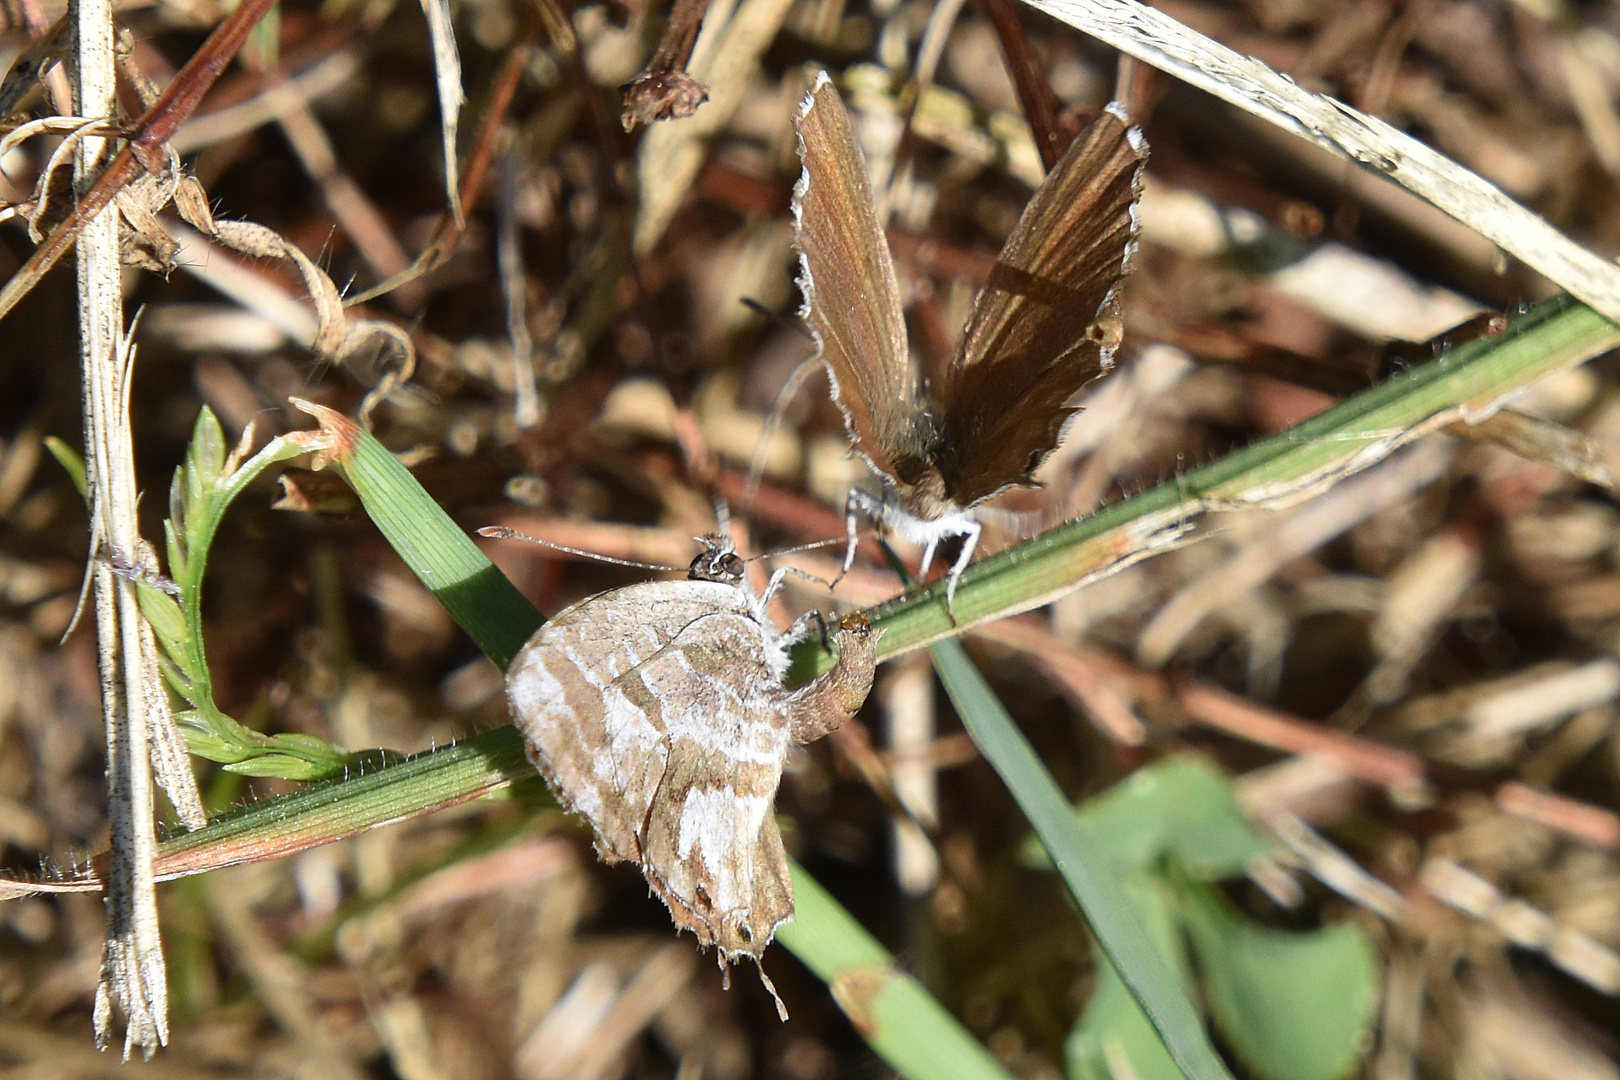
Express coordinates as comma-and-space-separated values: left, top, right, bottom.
792, 71, 1148, 612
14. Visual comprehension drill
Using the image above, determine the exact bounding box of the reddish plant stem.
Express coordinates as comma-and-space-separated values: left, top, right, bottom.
343, 40, 531, 307
0, 0, 278, 323
974, 0, 1068, 168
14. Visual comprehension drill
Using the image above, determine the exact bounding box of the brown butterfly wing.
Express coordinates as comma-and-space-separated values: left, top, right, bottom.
934, 105, 1146, 507
792, 72, 917, 481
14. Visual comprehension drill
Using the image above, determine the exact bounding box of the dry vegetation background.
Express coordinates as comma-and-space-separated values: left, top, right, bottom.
1, 0, 1620, 1076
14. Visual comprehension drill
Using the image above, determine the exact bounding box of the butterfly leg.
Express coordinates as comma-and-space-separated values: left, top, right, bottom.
783, 608, 829, 648
758, 564, 789, 607
917, 536, 940, 579
835, 487, 883, 587
942, 520, 981, 622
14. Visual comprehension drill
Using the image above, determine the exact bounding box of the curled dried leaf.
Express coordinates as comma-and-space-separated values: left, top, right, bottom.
620, 0, 711, 130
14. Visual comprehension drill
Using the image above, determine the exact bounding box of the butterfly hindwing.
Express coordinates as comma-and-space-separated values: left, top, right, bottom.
637, 613, 796, 959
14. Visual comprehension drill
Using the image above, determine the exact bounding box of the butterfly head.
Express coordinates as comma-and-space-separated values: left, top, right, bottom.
688, 535, 746, 585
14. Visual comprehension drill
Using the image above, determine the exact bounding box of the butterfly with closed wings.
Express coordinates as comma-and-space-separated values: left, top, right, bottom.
494, 529, 878, 1017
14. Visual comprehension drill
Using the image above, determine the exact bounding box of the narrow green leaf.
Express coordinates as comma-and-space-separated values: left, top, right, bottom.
161, 662, 196, 701
176, 724, 256, 764
43, 436, 87, 498
191, 407, 227, 492
225, 755, 341, 780
165, 519, 189, 587
145, 418, 350, 779
929, 639, 1233, 1080
1068, 879, 1189, 1080
779, 865, 1018, 1080
184, 458, 206, 535
269, 732, 353, 757
135, 582, 189, 660
1070, 964, 1186, 1080
323, 420, 543, 668
170, 458, 188, 537
1180, 883, 1378, 1080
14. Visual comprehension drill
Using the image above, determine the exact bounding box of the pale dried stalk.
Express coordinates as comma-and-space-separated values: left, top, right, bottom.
1021, 0, 1620, 325
882, 656, 941, 896
499, 154, 541, 428
73, 0, 185, 1054
419, 0, 463, 223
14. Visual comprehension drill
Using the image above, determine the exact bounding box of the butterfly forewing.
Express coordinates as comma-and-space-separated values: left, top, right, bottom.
792, 72, 915, 480
935, 105, 1146, 506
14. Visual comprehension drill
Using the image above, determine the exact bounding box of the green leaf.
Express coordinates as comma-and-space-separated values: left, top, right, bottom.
161, 662, 197, 701
43, 436, 87, 499
1180, 883, 1378, 1080
780, 865, 1017, 1080
165, 519, 189, 586
1068, 878, 1193, 1080
170, 456, 188, 538
175, 721, 256, 764
225, 754, 349, 780
145, 414, 352, 780
190, 407, 227, 502
136, 581, 193, 668
1070, 756, 1274, 879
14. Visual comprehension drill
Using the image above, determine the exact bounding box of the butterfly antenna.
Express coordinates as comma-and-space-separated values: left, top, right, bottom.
712, 493, 734, 535
477, 526, 685, 572
742, 353, 821, 512
753, 534, 856, 560
740, 297, 814, 341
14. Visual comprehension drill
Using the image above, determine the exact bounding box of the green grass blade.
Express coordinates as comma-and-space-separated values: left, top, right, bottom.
778, 864, 1017, 1080
930, 638, 1232, 1080
155, 727, 533, 878
868, 295, 1620, 655
43, 435, 88, 498
299, 402, 543, 667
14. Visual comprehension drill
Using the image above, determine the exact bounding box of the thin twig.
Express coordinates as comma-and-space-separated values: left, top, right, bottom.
0, 0, 279, 325
621, 0, 712, 130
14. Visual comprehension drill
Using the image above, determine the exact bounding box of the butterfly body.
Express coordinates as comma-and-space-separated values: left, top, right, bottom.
792, 71, 1147, 609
